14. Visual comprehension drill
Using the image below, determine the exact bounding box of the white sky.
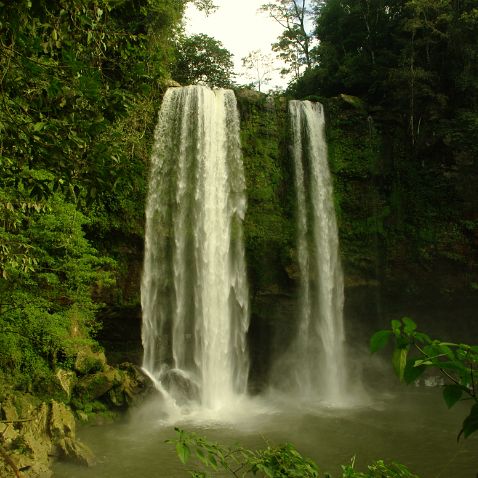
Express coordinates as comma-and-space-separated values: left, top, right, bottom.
185, 0, 289, 90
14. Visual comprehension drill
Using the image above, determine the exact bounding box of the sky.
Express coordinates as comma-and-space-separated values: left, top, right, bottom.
185, 0, 289, 90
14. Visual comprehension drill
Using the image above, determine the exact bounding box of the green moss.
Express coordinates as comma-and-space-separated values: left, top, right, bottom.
323, 98, 384, 280
236, 91, 295, 294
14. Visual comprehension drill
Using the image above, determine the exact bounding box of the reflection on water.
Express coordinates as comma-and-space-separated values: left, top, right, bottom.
53, 388, 477, 478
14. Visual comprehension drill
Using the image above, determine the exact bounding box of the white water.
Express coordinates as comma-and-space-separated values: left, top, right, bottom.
285, 100, 348, 404
141, 85, 249, 411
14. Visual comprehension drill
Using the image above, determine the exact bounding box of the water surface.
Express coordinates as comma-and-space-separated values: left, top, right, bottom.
54, 388, 477, 478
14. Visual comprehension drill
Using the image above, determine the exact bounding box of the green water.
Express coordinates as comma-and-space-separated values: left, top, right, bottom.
53, 387, 477, 478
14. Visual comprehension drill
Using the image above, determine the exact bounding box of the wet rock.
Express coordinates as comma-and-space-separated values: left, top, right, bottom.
107, 363, 157, 408
161, 368, 200, 405
74, 366, 121, 401
57, 437, 96, 467
49, 401, 75, 440
0, 397, 94, 478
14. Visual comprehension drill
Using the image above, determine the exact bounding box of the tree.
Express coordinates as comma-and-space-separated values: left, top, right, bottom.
191, 0, 218, 15
0, 0, 184, 203
171, 33, 235, 88
260, 0, 315, 79
241, 50, 275, 92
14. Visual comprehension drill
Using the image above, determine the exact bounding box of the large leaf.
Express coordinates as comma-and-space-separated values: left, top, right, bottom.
402, 317, 417, 334
391, 319, 402, 333
443, 384, 463, 409
404, 360, 425, 384
176, 442, 191, 464
459, 403, 478, 440
392, 347, 408, 382
370, 330, 392, 353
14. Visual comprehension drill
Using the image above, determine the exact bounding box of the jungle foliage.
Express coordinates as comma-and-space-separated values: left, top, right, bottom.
0, 0, 186, 390
171, 428, 418, 478
281, 0, 478, 294
371, 317, 478, 440
171, 33, 235, 88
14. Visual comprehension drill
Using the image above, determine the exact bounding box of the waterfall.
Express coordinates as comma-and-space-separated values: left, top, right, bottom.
141, 85, 249, 410
287, 100, 347, 403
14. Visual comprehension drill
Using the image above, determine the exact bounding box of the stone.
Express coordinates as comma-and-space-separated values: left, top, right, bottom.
55, 369, 77, 399
74, 366, 121, 401
161, 368, 200, 405
163, 79, 181, 88
74, 348, 107, 375
48, 401, 75, 440
0, 396, 95, 477
1, 397, 19, 421
117, 363, 157, 407
57, 437, 96, 467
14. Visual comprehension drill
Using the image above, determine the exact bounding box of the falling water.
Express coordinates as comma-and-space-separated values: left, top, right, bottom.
141, 85, 249, 410
287, 100, 347, 403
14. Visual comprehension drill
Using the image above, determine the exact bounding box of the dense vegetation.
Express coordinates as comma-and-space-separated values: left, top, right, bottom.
1, 0, 476, 393
1, 0, 477, 474
171, 427, 419, 477
289, 0, 478, 297
0, 0, 190, 392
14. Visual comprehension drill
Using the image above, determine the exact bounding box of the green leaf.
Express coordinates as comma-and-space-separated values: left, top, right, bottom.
414, 358, 433, 367
196, 448, 208, 466
443, 384, 463, 409
370, 330, 392, 353
403, 360, 425, 384
459, 403, 478, 440
437, 343, 455, 359
176, 442, 191, 464
391, 319, 401, 332
208, 454, 218, 470
402, 317, 417, 334
414, 332, 431, 344
33, 122, 46, 132
392, 347, 408, 381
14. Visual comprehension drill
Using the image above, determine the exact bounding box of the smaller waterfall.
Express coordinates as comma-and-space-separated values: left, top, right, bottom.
141, 85, 249, 411
285, 100, 348, 404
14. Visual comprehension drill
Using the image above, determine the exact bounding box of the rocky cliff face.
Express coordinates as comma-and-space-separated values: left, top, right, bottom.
0, 397, 94, 478
93, 88, 478, 390
0, 347, 156, 477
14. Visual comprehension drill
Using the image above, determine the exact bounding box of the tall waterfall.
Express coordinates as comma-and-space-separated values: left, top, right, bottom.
287, 100, 347, 403
141, 85, 249, 410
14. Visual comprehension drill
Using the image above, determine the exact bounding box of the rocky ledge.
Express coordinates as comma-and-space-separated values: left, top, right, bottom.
0, 357, 156, 477
0, 398, 94, 477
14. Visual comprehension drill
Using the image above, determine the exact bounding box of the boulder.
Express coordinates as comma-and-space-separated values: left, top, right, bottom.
0, 397, 94, 478
161, 368, 200, 405
74, 366, 122, 402
57, 437, 96, 467
34, 370, 76, 403
48, 401, 75, 440
106, 363, 157, 408
74, 348, 107, 375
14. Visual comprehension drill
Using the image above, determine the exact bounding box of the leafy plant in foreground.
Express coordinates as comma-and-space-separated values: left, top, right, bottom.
170, 428, 418, 478
371, 317, 478, 439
